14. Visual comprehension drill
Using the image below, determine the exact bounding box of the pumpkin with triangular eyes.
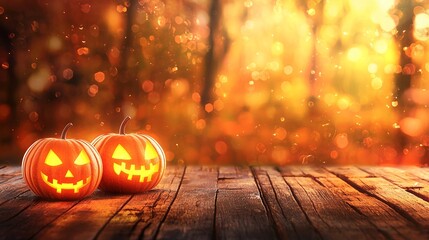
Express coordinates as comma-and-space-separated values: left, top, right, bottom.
92, 116, 166, 193
22, 123, 103, 200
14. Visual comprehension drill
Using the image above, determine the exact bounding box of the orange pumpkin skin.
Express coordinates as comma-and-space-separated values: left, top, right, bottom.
92, 117, 166, 193
22, 123, 103, 200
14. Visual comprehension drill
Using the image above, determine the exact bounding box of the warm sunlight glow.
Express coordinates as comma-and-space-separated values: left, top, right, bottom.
3, 0, 429, 165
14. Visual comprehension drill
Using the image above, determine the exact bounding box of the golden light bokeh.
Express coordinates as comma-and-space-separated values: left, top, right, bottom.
0, 0, 429, 165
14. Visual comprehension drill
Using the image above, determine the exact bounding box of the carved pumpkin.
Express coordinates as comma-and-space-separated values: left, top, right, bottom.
22, 123, 103, 200
92, 116, 166, 193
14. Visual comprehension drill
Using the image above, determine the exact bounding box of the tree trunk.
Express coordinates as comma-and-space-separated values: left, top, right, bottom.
394, 0, 414, 160
201, 0, 229, 107
114, 0, 138, 121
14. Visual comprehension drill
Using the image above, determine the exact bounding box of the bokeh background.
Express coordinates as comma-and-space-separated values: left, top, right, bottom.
1, 0, 429, 165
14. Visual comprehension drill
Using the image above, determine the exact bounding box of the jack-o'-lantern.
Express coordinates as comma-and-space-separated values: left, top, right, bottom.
22, 123, 103, 200
92, 116, 166, 193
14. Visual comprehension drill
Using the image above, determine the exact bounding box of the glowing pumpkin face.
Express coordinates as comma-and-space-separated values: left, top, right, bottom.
111, 142, 160, 182
92, 116, 166, 193
22, 123, 103, 200
41, 149, 91, 193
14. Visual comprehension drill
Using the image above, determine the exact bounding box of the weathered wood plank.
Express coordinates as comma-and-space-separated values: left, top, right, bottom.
360, 167, 429, 188
288, 167, 427, 238
0, 166, 21, 176
0, 193, 79, 240
329, 167, 429, 228
406, 167, 429, 182
0, 189, 32, 224
155, 166, 218, 240
287, 166, 338, 178
2, 165, 429, 240
283, 174, 385, 239
317, 174, 428, 239
0, 166, 21, 184
278, 166, 306, 177
360, 167, 429, 202
0, 167, 34, 227
97, 165, 185, 240
253, 166, 321, 240
0, 176, 30, 208
325, 166, 374, 178
33, 191, 132, 239
216, 166, 277, 240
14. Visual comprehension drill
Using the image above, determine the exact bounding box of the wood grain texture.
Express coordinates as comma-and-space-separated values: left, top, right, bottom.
156, 166, 218, 240
216, 166, 277, 240
282, 174, 385, 239
97, 166, 185, 240
1, 165, 429, 239
34, 192, 131, 240
329, 167, 429, 228
0, 177, 31, 222
253, 166, 321, 240
319, 168, 428, 239
0, 193, 78, 240
360, 166, 429, 202
406, 167, 429, 182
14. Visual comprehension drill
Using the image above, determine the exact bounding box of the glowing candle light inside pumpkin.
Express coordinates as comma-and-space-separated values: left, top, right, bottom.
22, 123, 103, 200
92, 116, 166, 193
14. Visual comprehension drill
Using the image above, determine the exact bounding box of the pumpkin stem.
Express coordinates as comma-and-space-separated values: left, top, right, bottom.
61, 123, 73, 139
119, 116, 131, 135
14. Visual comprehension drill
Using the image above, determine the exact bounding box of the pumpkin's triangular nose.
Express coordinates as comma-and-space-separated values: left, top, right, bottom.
65, 170, 74, 178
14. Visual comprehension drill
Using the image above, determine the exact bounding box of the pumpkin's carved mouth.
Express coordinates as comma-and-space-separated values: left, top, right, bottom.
41, 172, 90, 193
113, 162, 159, 182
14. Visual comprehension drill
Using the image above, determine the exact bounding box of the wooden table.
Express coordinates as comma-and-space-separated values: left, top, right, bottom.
1, 165, 429, 240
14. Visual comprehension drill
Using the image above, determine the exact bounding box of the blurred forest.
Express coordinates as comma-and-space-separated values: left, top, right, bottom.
1, 0, 429, 165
